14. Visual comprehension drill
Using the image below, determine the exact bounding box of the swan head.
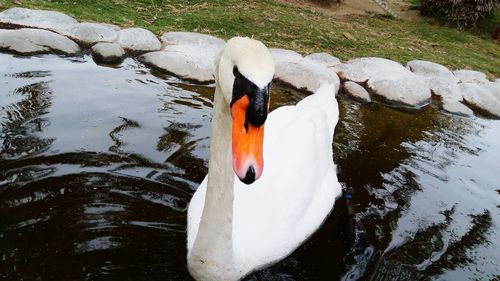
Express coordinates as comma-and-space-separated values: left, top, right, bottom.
216, 37, 274, 185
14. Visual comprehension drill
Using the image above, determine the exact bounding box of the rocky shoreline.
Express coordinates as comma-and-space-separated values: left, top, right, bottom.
1, 7, 498, 118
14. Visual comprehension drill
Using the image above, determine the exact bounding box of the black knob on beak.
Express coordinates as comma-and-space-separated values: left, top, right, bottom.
231, 74, 270, 128
241, 166, 256, 185
247, 85, 269, 127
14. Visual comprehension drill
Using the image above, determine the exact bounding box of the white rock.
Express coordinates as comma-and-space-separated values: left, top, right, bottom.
100, 23, 121, 31
0, 28, 80, 55
426, 77, 463, 100
406, 60, 457, 82
305, 52, 341, 67
342, 81, 371, 102
407, 63, 462, 108
272, 48, 340, 93
335, 57, 430, 107
422, 78, 474, 116
460, 82, 500, 118
53, 22, 117, 45
270, 48, 302, 62
453, 70, 489, 84
442, 99, 473, 116
160, 31, 224, 48
367, 77, 430, 106
0, 7, 77, 30
141, 32, 225, 82
406, 62, 500, 116
91, 42, 125, 63
405, 61, 479, 115
334, 57, 405, 83
117, 28, 161, 52
140, 51, 212, 82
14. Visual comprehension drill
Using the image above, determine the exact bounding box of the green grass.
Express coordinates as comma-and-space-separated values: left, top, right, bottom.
0, 0, 498, 77
409, 0, 421, 6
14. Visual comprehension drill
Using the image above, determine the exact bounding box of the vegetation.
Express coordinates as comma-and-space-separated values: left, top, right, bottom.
421, 0, 500, 29
0, 0, 498, 77
311, 0, 342, 5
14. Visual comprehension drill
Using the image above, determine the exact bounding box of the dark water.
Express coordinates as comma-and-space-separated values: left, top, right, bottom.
0, 53, 499, 281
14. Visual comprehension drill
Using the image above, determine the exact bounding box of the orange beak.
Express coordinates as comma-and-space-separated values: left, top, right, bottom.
231, 95, 265, 184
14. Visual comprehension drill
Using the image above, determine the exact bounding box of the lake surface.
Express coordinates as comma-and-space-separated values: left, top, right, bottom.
0, 53, 499, 281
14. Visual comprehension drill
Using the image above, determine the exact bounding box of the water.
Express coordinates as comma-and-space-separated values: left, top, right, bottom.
0, 53, 499, 281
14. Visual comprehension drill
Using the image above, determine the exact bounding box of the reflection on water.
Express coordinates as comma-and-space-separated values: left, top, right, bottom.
1, 78, 54, 159
0, 53, 499, 280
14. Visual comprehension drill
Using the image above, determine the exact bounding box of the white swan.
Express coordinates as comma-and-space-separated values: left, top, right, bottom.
187, 37, 342, 281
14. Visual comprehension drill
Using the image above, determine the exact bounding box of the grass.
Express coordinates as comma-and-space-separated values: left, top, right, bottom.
0, 0, 498, 77
409, 0, 421, 6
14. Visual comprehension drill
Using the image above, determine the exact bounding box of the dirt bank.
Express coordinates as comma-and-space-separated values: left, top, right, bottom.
284, 0, 421, 20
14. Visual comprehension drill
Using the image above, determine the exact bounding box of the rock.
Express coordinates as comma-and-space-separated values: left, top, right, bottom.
160, 31, 224, 48
427, 78, 462, 100
442, 100, 473, 117
0, 7, 77, 29
305, 52, 341, 67
141, 32, 225, 82
367, 77, 430, 107
406, 60, 457, 83
406, 60, 500, 116
53, 22, 118, 45
427, 79, 475, 116
342, 81, 371, 102
0, 28, 80, 55
117, 28, 161, 53
270, 48, 302, 61
406, 61, 460, 101
460, 82, 500, 118
335, 57, 405, 83
405, 60, 478, 115
271, 48, 340, 93
453, 70, 489, 84
91, 42, 125, 63
100, 23, 121, 31
0, 8, 119, 46
335, 57, 430, 107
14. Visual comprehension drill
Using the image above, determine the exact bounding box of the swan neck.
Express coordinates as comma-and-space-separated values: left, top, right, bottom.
189, 85, 236, 273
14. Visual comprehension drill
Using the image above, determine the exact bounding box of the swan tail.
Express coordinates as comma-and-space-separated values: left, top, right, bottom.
297, 82, 339, 138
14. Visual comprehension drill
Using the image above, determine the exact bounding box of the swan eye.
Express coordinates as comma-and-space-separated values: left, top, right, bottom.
233, 66, 239, 77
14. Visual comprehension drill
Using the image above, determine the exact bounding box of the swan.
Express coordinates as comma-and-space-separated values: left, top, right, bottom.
187, 37, 342, 281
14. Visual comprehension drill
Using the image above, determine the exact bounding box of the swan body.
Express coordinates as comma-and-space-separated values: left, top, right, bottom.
187, 37, 341, 281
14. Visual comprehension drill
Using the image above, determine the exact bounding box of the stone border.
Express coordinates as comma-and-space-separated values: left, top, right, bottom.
1, 7, 498, 118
